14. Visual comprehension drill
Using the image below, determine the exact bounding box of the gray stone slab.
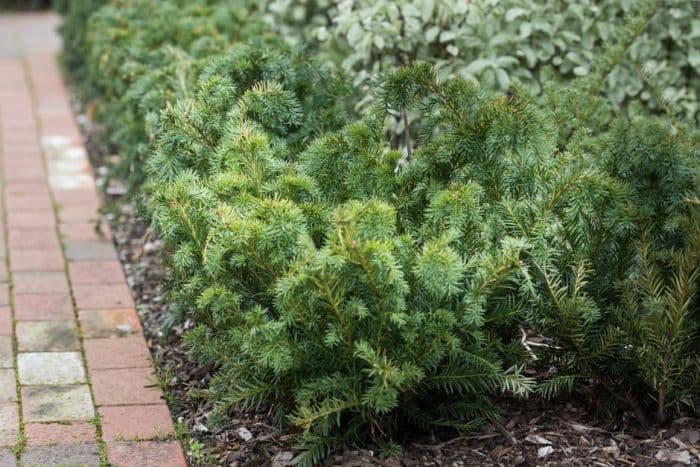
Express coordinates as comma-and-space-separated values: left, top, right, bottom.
0, 369, 16, 403
64, 240, 117, 261
0, 449, 16, 467
22, 385, 94, 422
0, 336, 13, 369
0, 403, 19, 446
18, 352, 85, 385
21, 443, 100, 466
16, 321, 79, 352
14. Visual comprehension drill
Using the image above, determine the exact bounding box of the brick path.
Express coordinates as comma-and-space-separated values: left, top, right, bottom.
0, 12, 185, 466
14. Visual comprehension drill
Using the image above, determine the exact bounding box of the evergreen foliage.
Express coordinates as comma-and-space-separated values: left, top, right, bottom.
150, 65, 539, 460
147, 42, 352, 327
54, 0, 108, 95
149, 61, 698, 459
81, 0, 267, 189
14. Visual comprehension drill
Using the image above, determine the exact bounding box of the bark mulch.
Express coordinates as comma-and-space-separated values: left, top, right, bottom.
79, 114, 700, 467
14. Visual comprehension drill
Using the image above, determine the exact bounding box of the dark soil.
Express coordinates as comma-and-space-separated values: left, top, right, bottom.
77, 113, 700, 467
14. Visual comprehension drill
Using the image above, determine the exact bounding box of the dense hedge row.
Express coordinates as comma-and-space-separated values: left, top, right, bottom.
0, 0, 50, 9
314, 0, 700, 122
59, 0, 699, 463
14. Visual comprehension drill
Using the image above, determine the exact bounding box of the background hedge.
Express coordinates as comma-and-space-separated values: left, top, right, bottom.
0, 0, 51, 9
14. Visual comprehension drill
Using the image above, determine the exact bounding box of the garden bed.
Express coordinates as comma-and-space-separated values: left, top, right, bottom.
73, 112, 699, 467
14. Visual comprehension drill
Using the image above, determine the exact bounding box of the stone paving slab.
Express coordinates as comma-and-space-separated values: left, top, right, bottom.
0, 449, 16, 467
0, 11, 185, 466
16, 321, 79, 352
21, 385, 95, 422
18, 352, 86, 385
0, 403, 19, 446
64, 239, 118, 261
0, 336, 12, 368
0, 369, 17, 403
20, 443, 101, 466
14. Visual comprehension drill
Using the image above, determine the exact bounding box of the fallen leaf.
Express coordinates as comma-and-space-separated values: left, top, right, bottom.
526, 434, 552, 445
655, 449, 692, 465
538, 446, 554, 458
602, 445, 619, 458
271, 451, 294, 467
235, 427, 253, 442
569, 423, 594, 433
677, 430, 699, 445
193, 422, 208, 433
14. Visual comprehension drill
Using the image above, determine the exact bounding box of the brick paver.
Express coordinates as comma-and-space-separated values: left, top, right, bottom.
79, 308, 143, 338
14, 292, 74, 320
100, 404, 176, 441
107, 441, 188, 467
0, 11, 184, 466
25, 421, 96, 446
22, 385, 94, 422
0, 307, 10, 334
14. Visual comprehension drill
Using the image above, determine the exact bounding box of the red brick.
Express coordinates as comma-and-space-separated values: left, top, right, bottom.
41, 128, 78, 139
4, 183, 49, 196
3, 159, 43, 169
58, 205, 101, 223
4, 137, 37, 147
3, 150, 39, 160
10, 165, 44, 174
10, 248, 64, 271
10, 169, 45, 181
7, 228, 60, 250
100, 405, 174, 441
74, 284, 132, 310
2, 133, 34, 145
25, 422, 96, 446
0, 285, 7, 307
14, 293, 74, 321
13, 271, 69, 294
5, 195, 52, 211
7, 211, 55, 228
1, 123, 36, 133
91, 367, 164, 406
53, 189, 99, 207
68, 260, 125, 285
0, 307, 11, 335
84, 336, 151, 370
106, 441, 186, 467
59, 221, 112, 241
78, 308, 142, 338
